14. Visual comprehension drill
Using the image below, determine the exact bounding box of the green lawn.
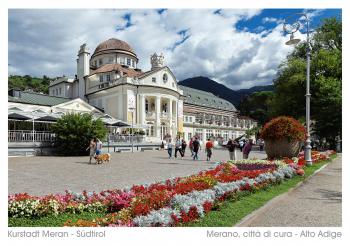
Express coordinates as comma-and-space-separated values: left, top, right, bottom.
188, 155, 337, 227
9, 155, 337, 227
8, 211, 106, 227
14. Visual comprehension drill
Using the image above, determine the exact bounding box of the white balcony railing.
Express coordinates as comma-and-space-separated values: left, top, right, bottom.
8, 130, 55, 142
108, 134, 145, 143
146, 111, 156, 119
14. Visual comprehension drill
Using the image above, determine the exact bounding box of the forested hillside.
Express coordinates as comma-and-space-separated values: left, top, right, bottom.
8, 75, 52, 94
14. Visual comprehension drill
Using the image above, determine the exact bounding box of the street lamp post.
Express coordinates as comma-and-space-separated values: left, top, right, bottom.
129, 107, 135, 153
283, 13, 312, 166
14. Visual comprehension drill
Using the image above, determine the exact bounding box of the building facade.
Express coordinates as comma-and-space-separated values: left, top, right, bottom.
180, 86, 256, 142
49, 38, 256, 142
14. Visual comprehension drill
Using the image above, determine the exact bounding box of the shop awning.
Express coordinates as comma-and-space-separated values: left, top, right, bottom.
8, 112, 31, 120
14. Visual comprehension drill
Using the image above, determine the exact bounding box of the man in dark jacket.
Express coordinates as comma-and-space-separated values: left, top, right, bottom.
192, 137, 200, 160
226, 138, 238, 160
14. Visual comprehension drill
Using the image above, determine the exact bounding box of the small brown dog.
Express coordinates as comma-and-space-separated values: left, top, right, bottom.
94, 153, 111, 164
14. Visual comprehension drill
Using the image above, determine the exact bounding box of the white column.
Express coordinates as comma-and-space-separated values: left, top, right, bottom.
140, 94, 145, 125
174, 101, 178, 136
169, 99, 172, 118
155, 96, 161, 138
169, 98, 173, 134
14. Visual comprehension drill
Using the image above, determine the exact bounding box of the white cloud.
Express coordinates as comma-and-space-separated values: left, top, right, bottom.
262, 17, 278, 23
9, 9, 298, 90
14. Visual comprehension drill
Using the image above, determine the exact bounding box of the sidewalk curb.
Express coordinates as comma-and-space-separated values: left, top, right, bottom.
234, 156, 337, 227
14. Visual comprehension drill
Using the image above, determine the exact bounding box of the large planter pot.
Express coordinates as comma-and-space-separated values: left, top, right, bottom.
264, 138, 301, 159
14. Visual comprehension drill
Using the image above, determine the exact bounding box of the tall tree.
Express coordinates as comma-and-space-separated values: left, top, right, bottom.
239, 91, 274, 126
270, 17, 342, 148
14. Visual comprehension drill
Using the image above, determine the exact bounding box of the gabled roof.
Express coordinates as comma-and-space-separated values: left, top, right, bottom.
53, 98, 100, 113
8, 91, 70, 106
179, 85, 237, 112
138, 66, 177, 82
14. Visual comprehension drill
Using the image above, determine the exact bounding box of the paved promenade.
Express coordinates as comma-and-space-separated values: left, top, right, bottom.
9, 149, 266, 196
237, 155, 342, 227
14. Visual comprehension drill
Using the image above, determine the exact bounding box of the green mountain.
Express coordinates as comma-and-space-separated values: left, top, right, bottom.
8, 75, 52, 94
178, 76, 273, 107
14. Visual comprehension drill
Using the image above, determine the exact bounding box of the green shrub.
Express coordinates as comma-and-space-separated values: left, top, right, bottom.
51, 113, 107, 156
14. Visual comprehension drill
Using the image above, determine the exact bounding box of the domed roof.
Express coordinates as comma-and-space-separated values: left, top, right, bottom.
93, 38, 137, 57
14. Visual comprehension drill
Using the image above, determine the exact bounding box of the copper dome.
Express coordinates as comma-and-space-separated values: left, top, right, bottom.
93, 38, 137, 57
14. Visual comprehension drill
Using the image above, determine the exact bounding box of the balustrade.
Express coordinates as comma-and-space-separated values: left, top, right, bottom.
8, 130, 55, 142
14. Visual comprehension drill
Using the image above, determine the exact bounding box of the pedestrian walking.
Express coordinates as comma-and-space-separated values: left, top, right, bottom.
174, 138, 182, 158
226, 138, 237, 161
189, 138, 194, 157
160, 140, 165, 150
86, 138, 96, 164
192, 137, 200, 160
167, 140, 173, 159
95, 138, 103, 156
205, 139, 213, 161
181, 139, 187, 157
243, 139, 253, 159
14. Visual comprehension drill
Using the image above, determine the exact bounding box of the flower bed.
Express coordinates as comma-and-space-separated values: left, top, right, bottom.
8, 151, 335, 227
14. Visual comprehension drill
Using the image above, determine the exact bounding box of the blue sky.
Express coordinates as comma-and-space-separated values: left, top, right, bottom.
236, 9, 341, 33
8, 9, 341, 90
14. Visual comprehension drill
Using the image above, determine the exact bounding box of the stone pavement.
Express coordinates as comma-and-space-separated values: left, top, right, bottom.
236, 154, 342, 227
8, 149, 266, 196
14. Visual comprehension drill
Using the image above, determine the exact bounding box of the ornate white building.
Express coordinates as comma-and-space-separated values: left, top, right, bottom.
49, 38, 183, 141
49, 38, 256, 142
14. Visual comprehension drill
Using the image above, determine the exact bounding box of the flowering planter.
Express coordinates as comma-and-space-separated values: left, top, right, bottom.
265, 138, 301, 159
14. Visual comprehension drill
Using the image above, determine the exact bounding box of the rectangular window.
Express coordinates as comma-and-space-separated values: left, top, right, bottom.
99, 59, 103, 66
188, 132, 192, 140
120, 57, 125, 65
127, 58, 131, 66
59, 87, 62, 95
106, 74, 111, 82
108, 57, 113, 63
152, 77, 156, 83
94, 60, 97, 67
99, 75, 103, 82
55, 88, 58, 95
132, 60, 135, 67
185, 116, 188, 122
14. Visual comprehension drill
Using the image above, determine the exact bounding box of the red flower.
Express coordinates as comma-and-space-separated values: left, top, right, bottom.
203, 201, 213, 213
261, 116, 306, 141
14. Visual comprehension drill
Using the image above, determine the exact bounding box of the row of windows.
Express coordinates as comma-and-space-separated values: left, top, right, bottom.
51, 87, 62, 96
189, 130, 242, 141
184, 116, 194, 123
92, 57, 136, 68
99, 74, 111, 83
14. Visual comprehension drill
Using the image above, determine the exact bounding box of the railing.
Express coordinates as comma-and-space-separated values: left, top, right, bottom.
108, 134, 146, 143
8, 130, 55, 142
160, 112, 169, 118
146, 112, 156, 119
